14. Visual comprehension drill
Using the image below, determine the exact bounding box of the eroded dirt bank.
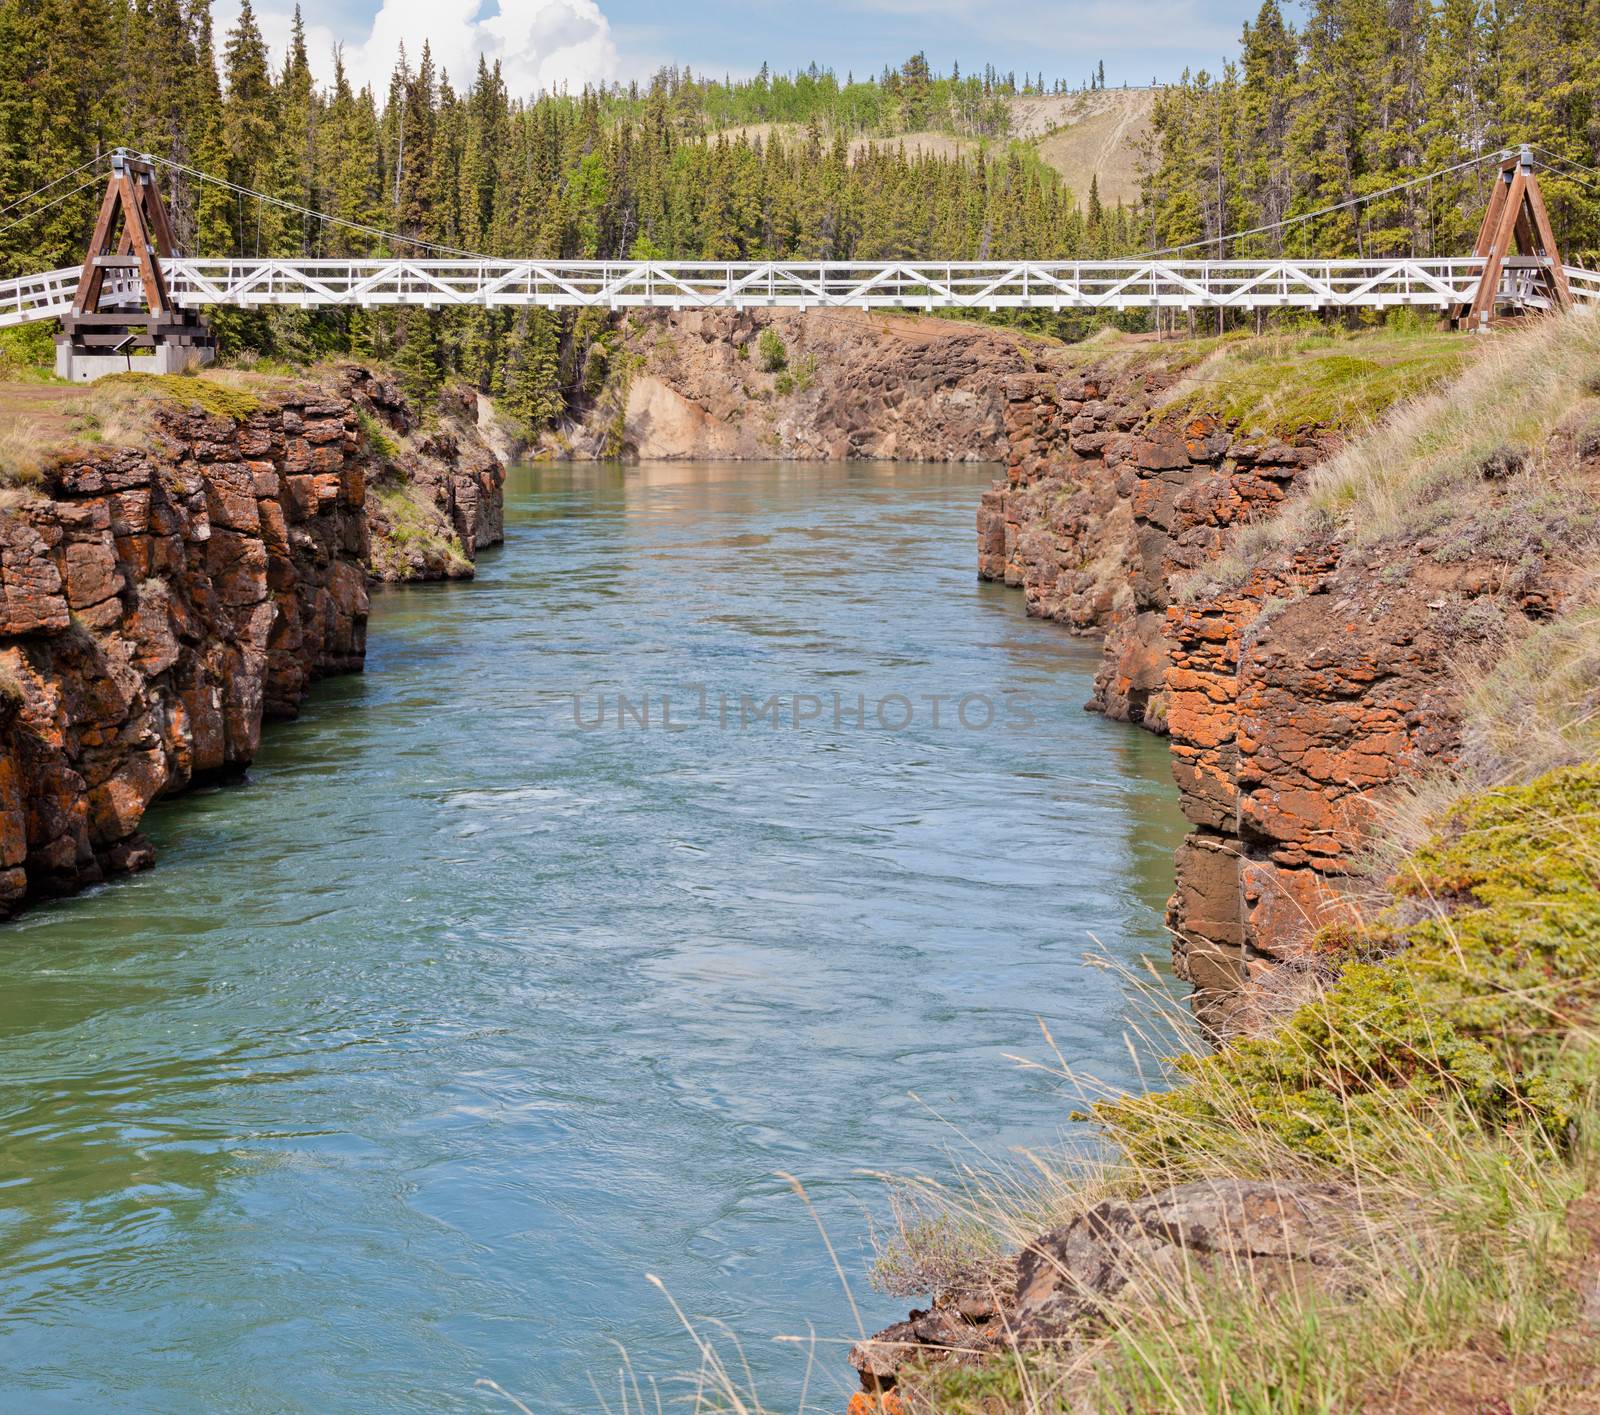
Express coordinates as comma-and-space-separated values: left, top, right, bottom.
0, 367, 502, 918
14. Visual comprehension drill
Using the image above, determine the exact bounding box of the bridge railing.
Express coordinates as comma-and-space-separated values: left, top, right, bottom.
0, 266, 144, 328
1, 265, 81, 326
5, 257, 1600, 330
1563, 266, 1600, 304
151, 257, 1498, 313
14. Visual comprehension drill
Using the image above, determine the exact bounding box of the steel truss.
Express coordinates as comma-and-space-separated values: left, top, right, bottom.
7, 255, 1600, 329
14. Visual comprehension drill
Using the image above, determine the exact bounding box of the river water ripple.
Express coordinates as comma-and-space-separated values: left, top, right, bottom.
0, 461, 1186, 1413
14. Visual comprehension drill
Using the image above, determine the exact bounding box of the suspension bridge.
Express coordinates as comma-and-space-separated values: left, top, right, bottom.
1, 146, 1595, 381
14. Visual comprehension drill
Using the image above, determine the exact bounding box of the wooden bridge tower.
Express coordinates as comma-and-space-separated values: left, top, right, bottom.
55, 148, 215, 382
1452, 146, 1572, 330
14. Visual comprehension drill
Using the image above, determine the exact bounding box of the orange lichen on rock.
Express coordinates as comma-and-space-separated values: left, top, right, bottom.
984, 337, 1588, 1034
847, 1391, 910, 1415
0, 387, 372, 917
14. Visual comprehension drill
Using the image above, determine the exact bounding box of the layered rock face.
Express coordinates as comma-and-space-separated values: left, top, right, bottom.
352, 371, 505, 581
0, 368, 505, 920
564, 308, 1062, 462
851, 1177, 1349, 1400
1165, 512, 1571, 1027
981, 354, 1584, 1032
0, 389, 370, 915
979, 363, 1330, 728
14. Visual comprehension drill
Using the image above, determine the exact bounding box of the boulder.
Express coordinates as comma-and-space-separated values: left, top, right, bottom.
851, 1180, 1352, 1396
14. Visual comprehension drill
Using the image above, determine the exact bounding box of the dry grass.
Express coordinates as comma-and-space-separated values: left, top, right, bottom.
864, 766, 1600, 1412
1458, 598, 1600, 782
1042, 326, 1233, 381
1358, 587, 1600, 894
0, 367, 301, 484
0, 417, 54, 485
1027, 89, 1154, 206
1187, 310, 1600, 601
899, 1051, 1600, 1414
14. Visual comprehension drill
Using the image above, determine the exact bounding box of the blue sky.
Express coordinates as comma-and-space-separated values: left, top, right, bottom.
217, 0, 1266, 99
600, 0, 1259, 86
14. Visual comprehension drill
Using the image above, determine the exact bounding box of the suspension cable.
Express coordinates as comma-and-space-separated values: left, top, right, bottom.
1136, 149, 1510, 259
1528, 144, 1600, 182
1533, 160, 1600, 200
0, 155, 106, 219
0, 176, 110, 239
141, 153, 490, 260
1528, 150, 1600, 201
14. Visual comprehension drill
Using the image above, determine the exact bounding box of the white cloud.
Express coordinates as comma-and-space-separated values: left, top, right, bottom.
215, 0, 618, 100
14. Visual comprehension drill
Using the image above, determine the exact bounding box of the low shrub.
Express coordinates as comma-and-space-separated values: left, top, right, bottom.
1097, 763, 1600, 1176
757, 327, 787, 373
354, 406, 399, 461
0, 323, 57, 379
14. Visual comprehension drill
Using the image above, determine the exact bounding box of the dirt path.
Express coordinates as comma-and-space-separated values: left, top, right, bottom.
0, 382, 84, 446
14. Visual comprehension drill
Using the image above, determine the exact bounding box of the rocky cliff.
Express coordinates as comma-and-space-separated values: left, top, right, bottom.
354, 371, 505, 581
0, 367, 504, 919
978, 353, 1332, 726
981, 358, 1342, 1032
861, 318, 1600, 1410
978, 332, 1588, 1034
1163, 450, 1584, 1031
553, 308, 1065, 462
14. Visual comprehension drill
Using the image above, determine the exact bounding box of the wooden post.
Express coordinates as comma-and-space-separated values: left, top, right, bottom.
56, 148, 214, 381
1452, 146, 1571, 331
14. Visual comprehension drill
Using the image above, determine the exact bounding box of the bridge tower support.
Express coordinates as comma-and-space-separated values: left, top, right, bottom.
55, 149, 215, 382
1452, 146, 1572, 331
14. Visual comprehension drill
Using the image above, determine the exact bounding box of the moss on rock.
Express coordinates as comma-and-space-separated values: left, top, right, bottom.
1099, 763, 1600, 1172
367, 478, 473, 581
98, 372, 265, 421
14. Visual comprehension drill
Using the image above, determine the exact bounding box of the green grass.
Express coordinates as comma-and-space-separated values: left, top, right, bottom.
354, 406, 399, 461
1014, 319, 1468, 439
895, 761, 1600, 1415
1160, 322, 1472, 436
368, 479, 471, 579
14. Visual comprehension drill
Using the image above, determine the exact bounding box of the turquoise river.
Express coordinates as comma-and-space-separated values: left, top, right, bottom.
0, 461, 1186, 1413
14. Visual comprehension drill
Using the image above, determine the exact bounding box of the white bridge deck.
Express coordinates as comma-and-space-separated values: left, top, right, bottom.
5, 257, 1600, 328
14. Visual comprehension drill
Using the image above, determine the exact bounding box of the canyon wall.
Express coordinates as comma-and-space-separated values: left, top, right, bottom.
555, 309, 1065, 462
982, 354, 1572, 1033
0, 368, 504, 919
355, 372, 505, 581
